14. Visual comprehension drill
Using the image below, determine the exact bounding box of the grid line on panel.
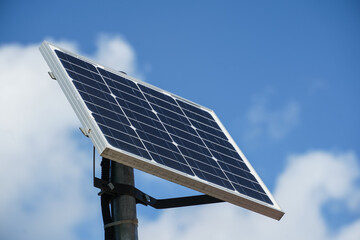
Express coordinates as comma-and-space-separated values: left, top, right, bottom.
70, 72, 238, 156
90, 80, 240, 155
142, 91, 225, 135
106, 132, 268, 198
172, 98, 238, 192
176, 99, 269, 200
137, 85, 216, 121
56, 53, 230, 152
114, 89, 249, 172
102, 128, 188, 172
61, 74, 151, 157
144, 100, 234, 153
136, 85, 233, 189
60, 61, 149, 158
77, 83, 251, 176
89, 98, 255, 180
99, 108, 262, 188
96, 69, 194, 175
144, 90, 223, 135
55, 50, 98, 74
99, 120, 267, 197
103, 75, 142, 96
75, 82, 250, 174
177, 101, 249, 162
101, 112, 254, 186
103, 79, 228, 142
65, 68, 109, 88
102, 133, 150, 158
75, 79, 219, 158
90, 67, 156, 161
134, 82, 197, 177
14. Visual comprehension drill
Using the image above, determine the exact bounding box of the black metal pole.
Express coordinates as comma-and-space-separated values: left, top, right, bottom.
111, 161, 138, 240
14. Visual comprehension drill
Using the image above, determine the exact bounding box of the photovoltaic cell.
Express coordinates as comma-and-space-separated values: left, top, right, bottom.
40, 42, 284, 220
52, 49, 273, 205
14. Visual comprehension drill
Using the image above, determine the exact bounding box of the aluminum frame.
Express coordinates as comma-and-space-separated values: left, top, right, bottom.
39, 41, 284, 220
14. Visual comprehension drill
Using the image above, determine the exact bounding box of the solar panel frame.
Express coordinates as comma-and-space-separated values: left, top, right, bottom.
40, 41, 284, 220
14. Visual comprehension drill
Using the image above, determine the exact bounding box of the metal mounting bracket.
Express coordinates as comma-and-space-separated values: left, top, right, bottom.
92, 147, 224, 209
93, 177, 224, 209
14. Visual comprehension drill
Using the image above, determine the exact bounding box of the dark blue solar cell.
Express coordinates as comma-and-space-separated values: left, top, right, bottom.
59, 57, 103, 83
79, 91, 120, 114
98, 124, 144, 149
110, 85, 143, 100
143, 142, 187, 165
171, 135, 211, 157
138, 84, 177, 105
203, 139, 240, 160
182, 108, 221, 130
92, 113, 137, 138
70, 64, 103, 82
218, 161, 257, 183
78, 84, 113, 103
68, 71, 109, 93
85, 102, 130, 126
190, 119, 227, 140
226, 171, 262, 193
197, 130, 234, 151
152, 104, 188, 124
72, 80, 86, 92
122, 108, 164, 130
144, 93, 183, 115
233, 184, 272, 205
110, 129, 143, 148
262, 195, 272, 205
114, 91, 151, 111
130, 120, 172, 142
59, 59, 73, 70
176, 99, 214, 120
116, 98, 157, 122
185, 157, 226, 179
253, 183, 266, 193
136, 130, 178, 153
211, 150, 249, 172
192, 169, 234, 190
177, 146, 214, 166
157, 114, 197, 136
148, 152, 194, 176
55, 50, 98, 73
54, 50, 67, 60
105, 136, 151, 160
166, 125, 204, 146
73, 86, 112, 113
98, 68, 138, 89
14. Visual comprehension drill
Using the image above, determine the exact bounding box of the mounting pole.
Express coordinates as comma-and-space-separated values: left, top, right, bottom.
111, 161, 138, 240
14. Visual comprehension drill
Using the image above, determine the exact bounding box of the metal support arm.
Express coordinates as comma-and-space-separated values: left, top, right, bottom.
94, 177, 224, 209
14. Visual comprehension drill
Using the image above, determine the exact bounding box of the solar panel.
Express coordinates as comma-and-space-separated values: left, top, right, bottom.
40, 41, 284, 220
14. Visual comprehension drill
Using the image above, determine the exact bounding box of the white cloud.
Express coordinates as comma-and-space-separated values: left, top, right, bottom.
92, 34, 141, 79
139, 150, 360, 240
0, 35, 140, 239
244, 89, 300, 141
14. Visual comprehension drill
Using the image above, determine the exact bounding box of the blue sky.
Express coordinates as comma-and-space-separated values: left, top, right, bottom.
0, 1, 359, 239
